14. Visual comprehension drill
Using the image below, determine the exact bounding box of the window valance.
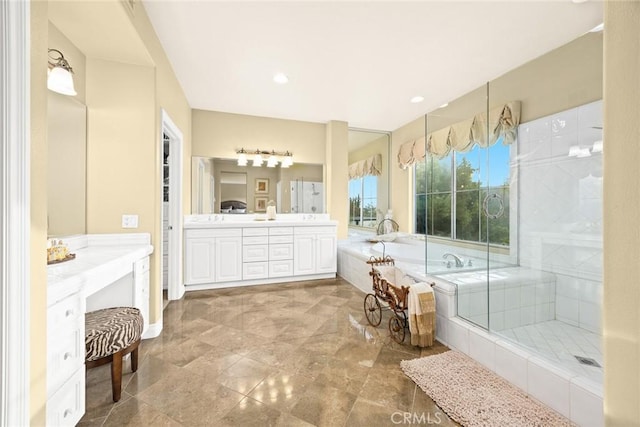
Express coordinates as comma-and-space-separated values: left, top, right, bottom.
349, 153, 382, 179
397, 101, 521, 169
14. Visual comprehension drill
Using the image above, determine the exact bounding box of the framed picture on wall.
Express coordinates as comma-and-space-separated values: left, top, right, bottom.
255, 178, 269, 194
255, 197, 268, 212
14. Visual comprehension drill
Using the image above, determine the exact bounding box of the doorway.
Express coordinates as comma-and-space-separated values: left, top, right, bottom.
161, 110, 184, 301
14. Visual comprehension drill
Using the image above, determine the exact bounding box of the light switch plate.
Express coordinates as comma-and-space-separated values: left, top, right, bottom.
122, 214, 139, 228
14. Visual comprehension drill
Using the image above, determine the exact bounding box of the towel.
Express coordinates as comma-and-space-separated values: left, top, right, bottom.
408, 282, 436, 347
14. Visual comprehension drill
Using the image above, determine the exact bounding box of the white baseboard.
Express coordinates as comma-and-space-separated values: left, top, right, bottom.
142, 321, 162, 339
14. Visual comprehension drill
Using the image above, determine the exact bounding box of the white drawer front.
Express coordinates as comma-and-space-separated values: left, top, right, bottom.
269, 244, 293, 260
47, 325, 84, 397
243, 227, 268, 236
243, 244, 268, 262
243, 235, 269, 245
243, 262, 269, 280
269, 260, 294, 277
186, 228, 241, 238
294, 226, 337, 235
46, 367, 85, 427
48, 292, 83, 325
269, 235, 293, 244
269, 227, 293, 236
134, 256, 150, 274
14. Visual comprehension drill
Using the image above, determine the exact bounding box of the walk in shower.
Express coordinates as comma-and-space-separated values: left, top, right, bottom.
417, 32, 603, 384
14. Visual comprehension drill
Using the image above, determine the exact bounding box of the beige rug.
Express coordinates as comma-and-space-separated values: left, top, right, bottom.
401, 351, 574, 427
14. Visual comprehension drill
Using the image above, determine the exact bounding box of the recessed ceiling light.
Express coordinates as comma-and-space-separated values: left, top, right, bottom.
410, 96, 424, 104
572, 0, 588, 3
439, 103, 449, 108
273, 72, 289, 84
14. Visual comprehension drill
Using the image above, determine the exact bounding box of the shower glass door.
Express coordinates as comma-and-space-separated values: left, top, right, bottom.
424, 85, 490, 329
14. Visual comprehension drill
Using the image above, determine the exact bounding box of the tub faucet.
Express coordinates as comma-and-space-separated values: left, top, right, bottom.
443, 253, 464, 268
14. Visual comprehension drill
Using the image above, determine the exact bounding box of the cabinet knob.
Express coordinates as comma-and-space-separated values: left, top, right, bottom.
168, 225, 173, 230
63, 409, 72, 418
63, 352, 72, 360
65, 309, 74, 317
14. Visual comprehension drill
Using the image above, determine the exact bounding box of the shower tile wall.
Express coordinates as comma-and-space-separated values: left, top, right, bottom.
517, 100, 603, 333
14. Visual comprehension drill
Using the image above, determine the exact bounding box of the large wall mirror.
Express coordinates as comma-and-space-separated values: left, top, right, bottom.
348, 129, 390, 229
192, 157, 324, 214
47, 92, 87, 236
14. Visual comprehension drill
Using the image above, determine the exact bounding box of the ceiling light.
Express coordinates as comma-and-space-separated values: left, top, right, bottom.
572, 0, 588, 3
47, 48, 77, 96
252, 150, 263, 167
267, 151, 278, 168
410, 96, 424, 104
237, 149, 248, 166
273, 73, 289, 84
439, 103, 449, 108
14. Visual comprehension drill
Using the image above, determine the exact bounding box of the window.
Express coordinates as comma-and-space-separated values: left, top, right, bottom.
415, 142, 510, 246
349, 175, 377, 227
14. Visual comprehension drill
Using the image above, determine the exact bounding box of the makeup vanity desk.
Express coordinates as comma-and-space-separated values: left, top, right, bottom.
46, 233, 153, 426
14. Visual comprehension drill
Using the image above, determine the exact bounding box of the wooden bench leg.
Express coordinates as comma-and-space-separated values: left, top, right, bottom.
131, 345, 139, 373
111, 350, 123, 402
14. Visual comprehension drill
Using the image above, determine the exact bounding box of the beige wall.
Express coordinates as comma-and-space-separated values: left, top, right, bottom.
603, 1, 640, 425
192, 109, 325, 164
29, 0, 193, 421
326, 121, 349, 238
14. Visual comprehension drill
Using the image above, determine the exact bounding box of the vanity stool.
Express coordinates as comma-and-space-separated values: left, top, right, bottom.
85, 307, 143, 402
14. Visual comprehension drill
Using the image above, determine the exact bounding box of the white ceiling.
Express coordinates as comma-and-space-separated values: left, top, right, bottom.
143, 0, 603, 132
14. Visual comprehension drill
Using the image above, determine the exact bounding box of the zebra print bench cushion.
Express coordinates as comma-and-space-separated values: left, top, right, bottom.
85, 307, 143, 362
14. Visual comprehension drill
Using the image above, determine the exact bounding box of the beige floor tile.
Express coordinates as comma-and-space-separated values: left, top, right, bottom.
80, 278, 453, 426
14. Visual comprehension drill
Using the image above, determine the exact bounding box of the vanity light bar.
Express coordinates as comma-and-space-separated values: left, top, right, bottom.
236, 148, 293, 168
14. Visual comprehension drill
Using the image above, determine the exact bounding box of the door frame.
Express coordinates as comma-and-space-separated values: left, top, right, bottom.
161, 109, 185, 301
0, 0, 30, 425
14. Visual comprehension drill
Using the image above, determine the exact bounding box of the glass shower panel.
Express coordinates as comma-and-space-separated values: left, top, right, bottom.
424, 85, 490, 329
487, 31, 604, 382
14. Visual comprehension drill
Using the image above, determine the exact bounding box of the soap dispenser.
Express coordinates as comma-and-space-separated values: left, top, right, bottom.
266, 200, 277, 220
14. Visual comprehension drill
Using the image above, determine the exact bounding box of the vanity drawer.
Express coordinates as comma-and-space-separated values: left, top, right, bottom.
243, 262, 269, 280
46, 367, 85, 427
269, 227, 293, 236
243, 244, 268, 262
243, 235, 269, 245
48, 292, 83, 327
269, 260, 294, 277
269, 244, 293, 260
186, 228, 241, 239
269, 235, 293, 244
243, 228, 268, 236
47, 323, 84, 397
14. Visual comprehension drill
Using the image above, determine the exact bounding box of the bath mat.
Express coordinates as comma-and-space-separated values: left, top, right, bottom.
400, 351, 574, 427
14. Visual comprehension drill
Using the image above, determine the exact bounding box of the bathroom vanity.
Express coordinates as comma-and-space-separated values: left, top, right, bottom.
184, 214, 338, 289
46, 233, 153, 426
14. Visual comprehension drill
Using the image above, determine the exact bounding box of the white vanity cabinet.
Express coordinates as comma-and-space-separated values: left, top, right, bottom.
183, 217, 337, 289
293, 226, 337, 276
133, 256, 150, 336
46, 291, 85, 427
184, 228, 242, 285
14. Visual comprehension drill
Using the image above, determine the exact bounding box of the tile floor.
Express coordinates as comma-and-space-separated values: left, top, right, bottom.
79, 278, 459, 427
498, 320, 603, 383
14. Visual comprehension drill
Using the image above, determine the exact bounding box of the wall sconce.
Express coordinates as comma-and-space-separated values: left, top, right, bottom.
47, 48, 77, 96
236, 149, 293, 168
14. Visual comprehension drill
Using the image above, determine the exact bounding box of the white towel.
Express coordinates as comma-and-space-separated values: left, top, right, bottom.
408, 282, 436, 347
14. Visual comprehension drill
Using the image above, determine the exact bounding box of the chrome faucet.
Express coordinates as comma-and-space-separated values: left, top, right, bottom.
443, 253, 464, 268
